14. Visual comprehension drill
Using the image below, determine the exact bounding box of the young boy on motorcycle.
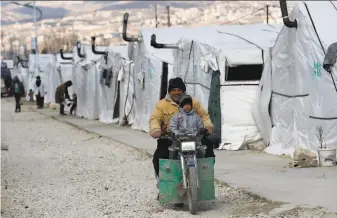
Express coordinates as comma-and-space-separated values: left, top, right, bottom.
169, 94, 204, 136
149, 77, 215, 204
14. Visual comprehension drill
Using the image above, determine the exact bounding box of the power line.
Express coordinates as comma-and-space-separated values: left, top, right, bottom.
221, 8, 265, 25
264, 8, 277, 22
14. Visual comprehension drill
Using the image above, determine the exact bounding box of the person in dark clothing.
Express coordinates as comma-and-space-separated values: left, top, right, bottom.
68, 93, 77, 115
10, 76, 25, 112
149, 77, 215, 204
33, 76, 46, 109
1, 62, 12, 96
55, 80, 72, 115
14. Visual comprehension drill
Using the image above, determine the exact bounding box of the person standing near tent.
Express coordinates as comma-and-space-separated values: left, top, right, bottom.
149, 77, 215, 199
33, 76, 47, 109
10, 76, 25, 113
55, 80, 72, 115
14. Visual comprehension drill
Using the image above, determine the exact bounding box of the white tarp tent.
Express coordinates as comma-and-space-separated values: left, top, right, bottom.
253, 1, 337, 157
98, 45, 129, 124
103, 46, 136, 126
72, 43, 129, 123
27, 54, 54, 102
72, 44, 105, 119
126, 27, 180, 132
127, 26, 223, 132
44, 53, 74, 104
173, 24, 281, 150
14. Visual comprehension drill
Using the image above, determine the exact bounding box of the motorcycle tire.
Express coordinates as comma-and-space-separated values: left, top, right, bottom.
187, 167, 198, 214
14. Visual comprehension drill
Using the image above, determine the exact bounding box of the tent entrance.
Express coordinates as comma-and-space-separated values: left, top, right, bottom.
208, 70, 221, 146
226, 64, 263, 82
113, 81, 120, 119
160, 62, 169, 99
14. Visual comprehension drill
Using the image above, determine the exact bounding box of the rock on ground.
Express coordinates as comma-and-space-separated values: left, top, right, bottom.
1, 99, 336, 218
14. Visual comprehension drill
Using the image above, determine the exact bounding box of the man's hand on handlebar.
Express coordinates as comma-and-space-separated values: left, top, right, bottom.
205, 126, 214, 135
151, 130, 162, 139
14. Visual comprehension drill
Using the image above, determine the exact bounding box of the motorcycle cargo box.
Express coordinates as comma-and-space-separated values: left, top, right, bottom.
158, 157, 215, 204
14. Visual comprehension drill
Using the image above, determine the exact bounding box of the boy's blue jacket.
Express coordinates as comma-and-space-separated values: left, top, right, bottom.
169, 95, 204, 135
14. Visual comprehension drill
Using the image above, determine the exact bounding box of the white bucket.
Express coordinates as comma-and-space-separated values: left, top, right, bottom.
317, 148, 337, 167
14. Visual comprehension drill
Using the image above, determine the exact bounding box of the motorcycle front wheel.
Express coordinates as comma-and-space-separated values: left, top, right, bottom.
187, 167, 198, 214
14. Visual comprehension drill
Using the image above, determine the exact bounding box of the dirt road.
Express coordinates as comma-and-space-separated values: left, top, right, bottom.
1, 99, 335, 218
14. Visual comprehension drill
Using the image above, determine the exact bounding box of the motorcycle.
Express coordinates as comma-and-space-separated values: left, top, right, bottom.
158, 128, 215, 214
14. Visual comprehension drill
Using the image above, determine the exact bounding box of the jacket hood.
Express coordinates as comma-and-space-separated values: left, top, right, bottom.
13, 76, 19, 82
64, 80, 72, 87
178, 107, 195, 115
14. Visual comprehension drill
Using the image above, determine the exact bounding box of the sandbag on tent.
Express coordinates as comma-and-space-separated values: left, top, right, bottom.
253, 1, 337, 157
173, 24, 281, 150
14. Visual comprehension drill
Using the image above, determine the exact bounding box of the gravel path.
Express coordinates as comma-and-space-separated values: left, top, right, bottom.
1, 99, 336, 218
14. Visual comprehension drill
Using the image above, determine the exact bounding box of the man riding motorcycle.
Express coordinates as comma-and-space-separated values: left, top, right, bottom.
149, 77, 216, 203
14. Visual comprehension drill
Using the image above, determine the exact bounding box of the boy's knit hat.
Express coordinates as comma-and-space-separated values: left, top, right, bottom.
179, 94, 193, 108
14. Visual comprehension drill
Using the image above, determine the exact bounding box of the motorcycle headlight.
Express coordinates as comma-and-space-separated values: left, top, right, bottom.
181, 141, 196, 151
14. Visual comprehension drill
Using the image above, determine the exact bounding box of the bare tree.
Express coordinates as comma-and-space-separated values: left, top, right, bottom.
1, 31, 6, 58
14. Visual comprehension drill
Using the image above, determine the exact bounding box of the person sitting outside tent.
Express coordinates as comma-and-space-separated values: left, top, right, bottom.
10, 76, 25, 113
28, 89, 34, 102
55, 80, 72, 115
149, 77, 215, 198
33, 76, 47, 109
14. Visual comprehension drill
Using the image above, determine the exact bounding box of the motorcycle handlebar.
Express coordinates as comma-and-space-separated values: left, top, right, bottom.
160, 128, 209, 140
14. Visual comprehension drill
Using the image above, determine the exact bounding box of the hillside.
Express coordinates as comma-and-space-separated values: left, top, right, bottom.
1, 1, 297, 56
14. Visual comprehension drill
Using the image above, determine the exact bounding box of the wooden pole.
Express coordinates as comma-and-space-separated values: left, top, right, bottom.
155, 4, 158, 28
167, 6, 171, 27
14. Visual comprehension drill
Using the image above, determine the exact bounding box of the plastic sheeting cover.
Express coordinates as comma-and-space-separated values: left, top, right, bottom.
98, 46, 127, 124
253, 1, 337, 157
173, 24, 280, 150
72, 44, 103, 119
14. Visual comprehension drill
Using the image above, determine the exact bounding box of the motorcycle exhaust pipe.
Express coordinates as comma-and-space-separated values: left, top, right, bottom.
122, 13, 139, 42
150, 34, 179, 49
76, 41, 85, 58
60, 49, 73, 60
279, 0, 297, 28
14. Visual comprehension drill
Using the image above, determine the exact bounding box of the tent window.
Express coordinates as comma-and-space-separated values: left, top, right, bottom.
226, 64, 263, 81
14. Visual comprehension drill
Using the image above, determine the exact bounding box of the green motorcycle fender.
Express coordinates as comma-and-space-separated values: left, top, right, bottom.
158, 157, 215, 204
